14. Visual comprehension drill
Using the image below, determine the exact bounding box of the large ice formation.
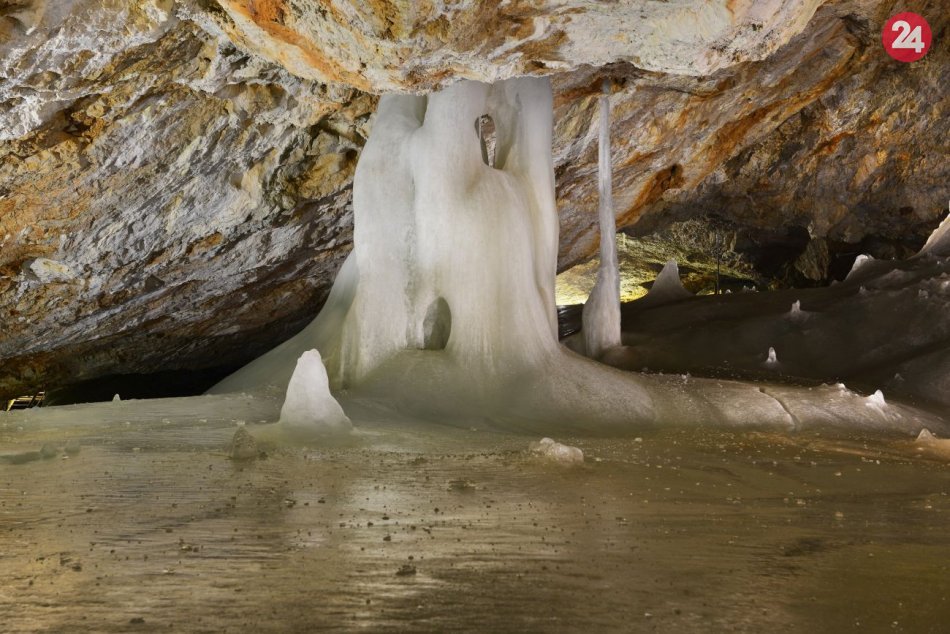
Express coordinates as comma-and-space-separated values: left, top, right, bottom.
210, 78, 653, 431
211, 78, 947, 436
582, 84, 622, 358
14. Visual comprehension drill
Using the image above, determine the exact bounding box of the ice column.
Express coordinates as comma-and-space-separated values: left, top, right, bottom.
582, 80, 622, 358
210, 78, 564, 395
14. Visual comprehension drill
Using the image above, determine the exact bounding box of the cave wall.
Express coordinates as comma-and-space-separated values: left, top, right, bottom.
553, 0, 947, 268
0, 0, 946, 398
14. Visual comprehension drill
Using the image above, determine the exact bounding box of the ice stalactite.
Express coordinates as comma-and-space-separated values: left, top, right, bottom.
581, 80, 622, 359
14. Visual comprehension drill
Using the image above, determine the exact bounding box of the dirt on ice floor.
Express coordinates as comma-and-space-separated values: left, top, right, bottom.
1, 400, 950, 632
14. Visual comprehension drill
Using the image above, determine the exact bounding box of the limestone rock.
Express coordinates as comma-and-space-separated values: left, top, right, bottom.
551, 0, 947, 267
21, 258, 77, 283
0, 4, 369, 396
206, 0, 825, 91
795, 239, 831, 282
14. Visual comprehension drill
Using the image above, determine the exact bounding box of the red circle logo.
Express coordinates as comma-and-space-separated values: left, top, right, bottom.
882, 12, 932, 62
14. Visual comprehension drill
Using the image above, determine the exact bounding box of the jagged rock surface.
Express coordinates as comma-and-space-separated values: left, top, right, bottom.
205, 0, 824, 89
0, 0, 947, 398
0, 3, 371, 394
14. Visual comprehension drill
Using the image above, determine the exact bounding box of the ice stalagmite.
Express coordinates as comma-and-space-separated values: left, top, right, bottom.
278, 350, 351, 439
919, 212, 950, 257
846, 254, 874, 280
639, 260, 692, 307
581, 81, 622, 358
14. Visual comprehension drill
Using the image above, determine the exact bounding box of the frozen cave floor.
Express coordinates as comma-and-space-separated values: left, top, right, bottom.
3, 396, 950, 632
563, 244, 950, 420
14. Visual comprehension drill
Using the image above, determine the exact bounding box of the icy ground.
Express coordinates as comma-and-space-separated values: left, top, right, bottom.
594, 235, 950, 414
2, 400, 950, 632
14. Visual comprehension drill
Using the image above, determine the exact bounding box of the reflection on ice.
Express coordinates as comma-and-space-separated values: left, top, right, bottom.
2, 408, 950, 632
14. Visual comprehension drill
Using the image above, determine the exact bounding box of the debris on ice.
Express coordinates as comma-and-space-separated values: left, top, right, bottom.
915, 428, 950, 458
229, 426, 259, 460
529, 438, 584, 464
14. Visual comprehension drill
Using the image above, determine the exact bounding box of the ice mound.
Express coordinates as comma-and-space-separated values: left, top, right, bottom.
846, 254, 874, 280
529, 438, 584, 464
915, 428, 950, 459
229, 426, 259, 460
919, 212, 950, 257
865, 390, 886, 410
639, 260, 693, 308
277, 350, 352, 439
764, 347, 779, 367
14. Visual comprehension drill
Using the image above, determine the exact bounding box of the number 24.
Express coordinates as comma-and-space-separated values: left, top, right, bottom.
892, 20, 925, 53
